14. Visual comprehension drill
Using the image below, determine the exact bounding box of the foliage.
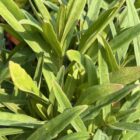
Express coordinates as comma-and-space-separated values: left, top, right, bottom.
0, 0, 140, 139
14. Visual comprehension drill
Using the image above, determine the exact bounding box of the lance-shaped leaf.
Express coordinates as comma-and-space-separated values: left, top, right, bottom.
110, 122, 140, 131
98, 47, 110, 84
126, 0, 140, 66
77, 84, 123, 105
34, 52, 44, 88
42, 22, 62, 57
98, 35, 119, 71
1, 0, 25, 20
58, 132, 90, 140
27, 106, 87, 140
83, 0, 102, 29
79, 0, 125, 53
0, 64, 10, 83
61, 0, 86, 45
0, 128, 24, 136
0, 94, 25, 104
82, 84, 137, 121
110, 24, 140, 51
9, 61, 39, 95
9, 61, 49, 104
110, 67, 140, 84
34, 0, 51, 21
56, 5, 66, 40
64, 74, 78, 100
84, 55, 98, 85
19, 19, 43, 32
0, 112, 44, 128
43, 0, 59, 12
52, 80, 87, 132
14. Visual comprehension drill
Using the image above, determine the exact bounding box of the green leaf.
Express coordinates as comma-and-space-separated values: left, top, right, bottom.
42, 22, 62, 57
34, 0, 51, 21
58, 132, 90, 140
34, 52, 44, 88
0, 137, 5, 140
2, 102, 24, 114
83, 0, 102, 29
0, 64, 10, 83
43, 0, 59, 12
64, 74, 78, 100
27, 106, 87, 140
1, 0, 25, 20
66, 50, 98, 85
0, 93, 25, 104
0, 0, 48, 53
56, 5, 66, 40
0, 112, 44, 128
66, 50, 84, 69
98, 47, 110, 84
98, 35, 119, 71
7, 42, 33, 64
126, 0, 140, 66
110, 67, 140, 84
110, 24, 140, 51
9, 61, 39, 95
84, 55, 98, 85
82, 84, 137, 121
0, 128, 24, 136
19, 19, 42, 32
22, 9, 41, 27
110, 122, 140, 131
9, 61, 49, 105
56, 65, 65, 87
77, 84, 123, 105
93, 129, 109, 140
116, 109, 136, 121
52, 80, 71, 110
120, 92, 140, 112
125, 109, 140, 122
52, 80, 87, 132
122, 131, 140, 140
14, 0, 28, 8
61, 0, 86, 49
79, 0, 125, 53
43, 62, 56, 93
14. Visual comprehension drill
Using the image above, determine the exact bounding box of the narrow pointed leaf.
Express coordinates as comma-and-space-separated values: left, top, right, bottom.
79, 0, 125, 53
0, 112, 44, 128
34, 0, 51, 21
110, 67, 140, 84
110, 122, 140, 131
0, 128, 24, 136
34, 52, 44, 88
82, 84, 137, 120
110, 24, 140, 51
61, 0, 86, 45
27, 106, 87, 140
126, 0, 140, 66
52, 80, 87, 132
58, 132, 90, 140
77, 84, 123, 105
42, 22, 62, 57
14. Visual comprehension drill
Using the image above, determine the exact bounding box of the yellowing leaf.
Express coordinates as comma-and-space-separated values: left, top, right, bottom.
9, 61, 39, 95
